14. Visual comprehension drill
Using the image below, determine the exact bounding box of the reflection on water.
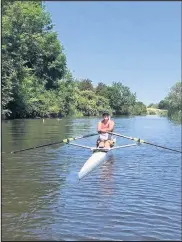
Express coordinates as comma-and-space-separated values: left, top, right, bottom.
100, 155, 115, 196
2, 116, 182, 241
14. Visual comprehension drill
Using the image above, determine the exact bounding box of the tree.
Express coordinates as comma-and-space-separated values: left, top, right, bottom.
57, 71, 77, 116
165, 82, 182, 121
1, 1, 150, 119
77, 79, 94, 91
95, 82, 108, 97
166, 82, 181, 110
107, 82, 136, 114
129, 101, 147, 115
147, 103, 158, 108
75, 89, 111, 116
2, 1, 67, 118
158, 100, 169, 110
1, 52, 15, 118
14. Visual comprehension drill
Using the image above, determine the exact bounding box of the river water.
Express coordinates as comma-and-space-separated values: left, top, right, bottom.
2, 115, 181, 241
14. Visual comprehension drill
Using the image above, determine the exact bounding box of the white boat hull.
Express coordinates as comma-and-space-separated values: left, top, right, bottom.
67, 139, 136, 180
78, 151, 108, 180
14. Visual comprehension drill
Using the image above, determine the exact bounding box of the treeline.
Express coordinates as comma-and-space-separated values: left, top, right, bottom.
158, 82, 181, 121
2, 1, 147, 119
147, 82, 181, 122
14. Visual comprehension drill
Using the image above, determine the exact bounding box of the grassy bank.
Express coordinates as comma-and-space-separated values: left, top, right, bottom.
147, 108, 168, 116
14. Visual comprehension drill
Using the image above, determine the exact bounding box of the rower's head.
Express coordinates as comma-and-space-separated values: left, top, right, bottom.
102, 111, 110, 121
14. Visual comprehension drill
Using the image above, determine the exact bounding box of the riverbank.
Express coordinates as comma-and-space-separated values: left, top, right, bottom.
0, 111, 168, 121
2, 108, 181, 124
147, 108, 168, 116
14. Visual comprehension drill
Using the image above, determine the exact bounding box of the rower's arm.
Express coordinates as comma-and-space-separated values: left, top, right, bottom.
107, 120, 114, 132
97, 121, 102, 132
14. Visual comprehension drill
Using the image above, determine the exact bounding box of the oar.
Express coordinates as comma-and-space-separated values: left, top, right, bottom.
10, 133, 98, 154
109, 132, 182, 154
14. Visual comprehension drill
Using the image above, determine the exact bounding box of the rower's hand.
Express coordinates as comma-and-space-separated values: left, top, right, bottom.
98, 130, 107, 133
98, 128, 108, 133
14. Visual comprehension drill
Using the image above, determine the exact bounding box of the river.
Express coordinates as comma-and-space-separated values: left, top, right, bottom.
2, 115, 181, 241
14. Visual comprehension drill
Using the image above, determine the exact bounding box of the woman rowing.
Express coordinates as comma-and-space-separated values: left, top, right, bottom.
97, 111, 115, 149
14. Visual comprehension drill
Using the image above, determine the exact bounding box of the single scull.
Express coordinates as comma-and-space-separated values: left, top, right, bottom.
68, 140, 137, 180
10, 131, 181, 181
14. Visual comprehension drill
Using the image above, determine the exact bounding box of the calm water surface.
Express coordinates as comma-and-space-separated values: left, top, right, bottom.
2, 116, 182, 241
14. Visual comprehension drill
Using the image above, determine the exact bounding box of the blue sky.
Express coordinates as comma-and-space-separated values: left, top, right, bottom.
45, 1, 181, 105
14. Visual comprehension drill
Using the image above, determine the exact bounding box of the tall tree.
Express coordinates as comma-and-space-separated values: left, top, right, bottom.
129, 101, 147, 115
166, 82, 181, 111
158, 100, 169, 110
77, 79, 94, 91
2, 1, 67, 118
95, 82, 108, 97
107, 82, 136, 114
165, 82, 181, 120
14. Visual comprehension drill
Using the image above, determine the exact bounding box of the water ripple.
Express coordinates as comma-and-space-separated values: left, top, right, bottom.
2, 117, 181, 241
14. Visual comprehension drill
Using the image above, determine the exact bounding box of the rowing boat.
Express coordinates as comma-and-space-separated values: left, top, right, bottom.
68, 140, 137, 180
78, 148, 109, 180
10, 132, 182, 180
10, 131, 181, 182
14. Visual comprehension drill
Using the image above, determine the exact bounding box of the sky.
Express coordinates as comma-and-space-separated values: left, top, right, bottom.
45, 1, 181, 105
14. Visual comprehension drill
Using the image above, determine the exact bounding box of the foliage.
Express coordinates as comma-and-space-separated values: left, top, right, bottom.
147, 109, 156, 115
2, 1, 151, 119
57, 72, 78, 116
77, 79, 94, 91
147, 108, 168, 116
1, 52, 15, 118
95, 82, 108, 97
129, 102, 147, 115
75, 90, 111, 116
164, 82, 182, 122
147, 103, 158, 109
107, 82, 136, 115
2, 1, 66, 118
165, 82, 181, 111
158, 99, 169, 110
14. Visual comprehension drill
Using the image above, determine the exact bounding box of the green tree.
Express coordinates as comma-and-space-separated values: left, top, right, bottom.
107, 82, 136, 114
166, 82, 181, 110
129, 101, 147, 115
2, 1, 67, 118
75, 90, 111, 116
57, 71, 78, 116
147, 103, 158, 108
165, 82, 181, 121
158, 99, 169, 110
1, 0, 151, 120
1, 52, 15, 118
95, 82, 108, 97
77, 79, 94, 91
